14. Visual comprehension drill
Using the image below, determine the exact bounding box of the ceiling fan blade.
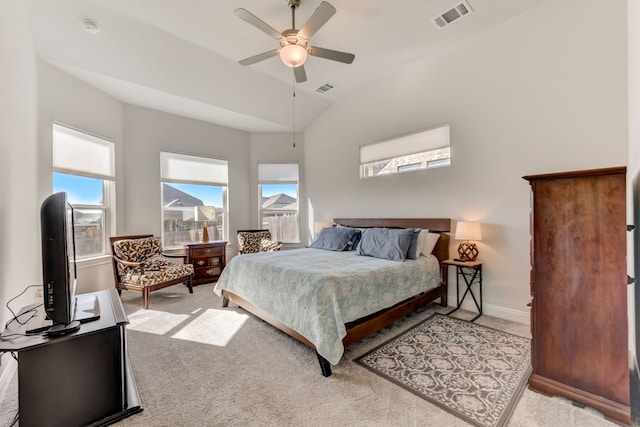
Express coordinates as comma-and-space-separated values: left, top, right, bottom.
308, 46, 355, 64
294, 65, 307, 83
234, 8, 282, 40
239, 49, 279, 66
299, 1, 336, 40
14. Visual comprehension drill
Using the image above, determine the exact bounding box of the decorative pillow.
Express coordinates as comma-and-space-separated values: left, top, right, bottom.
142, 254, 172, 271
355, 228, 420, 261
411, 230, 428, 258
421, 231, 441, 256
405, 228, 423, 260
310, 227, 361, 251
409, 229, 442, 257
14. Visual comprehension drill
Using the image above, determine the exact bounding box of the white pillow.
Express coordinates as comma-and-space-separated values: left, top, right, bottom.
414, 229, 429, 256
417, 230, 440, 256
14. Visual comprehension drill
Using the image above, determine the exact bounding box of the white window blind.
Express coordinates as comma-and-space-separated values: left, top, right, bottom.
161, 152, 228, 186
53, 123, 115, 180
258, 163, 299, 182
360, 124, 450, 164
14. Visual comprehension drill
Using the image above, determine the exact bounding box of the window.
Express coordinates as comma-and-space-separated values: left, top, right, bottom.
360, 124, 450, 178
258, 163, 299, 243
52, 123, 115, 259
160, 152, 228, 248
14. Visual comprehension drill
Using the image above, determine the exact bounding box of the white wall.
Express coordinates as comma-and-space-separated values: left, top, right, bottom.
121, 110, 306, 259
122, 104, 252, 243
36, 61, 125, 293
0, 0, 39, 397
304, 0, 628, 323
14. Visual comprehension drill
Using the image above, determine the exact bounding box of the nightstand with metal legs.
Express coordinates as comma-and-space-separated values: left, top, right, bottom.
443, 259, 483, 321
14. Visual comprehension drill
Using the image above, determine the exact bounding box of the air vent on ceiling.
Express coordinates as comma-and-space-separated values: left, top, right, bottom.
315, 82, 335, 94
432, 1, 473, 29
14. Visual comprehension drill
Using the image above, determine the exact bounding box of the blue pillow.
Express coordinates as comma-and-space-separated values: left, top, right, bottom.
405, 228, 423, 259
310, 227, 361, 251
356, 228, 420, 261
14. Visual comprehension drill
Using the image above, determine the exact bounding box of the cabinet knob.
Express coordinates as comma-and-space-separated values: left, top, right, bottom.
197, 260, 205, 266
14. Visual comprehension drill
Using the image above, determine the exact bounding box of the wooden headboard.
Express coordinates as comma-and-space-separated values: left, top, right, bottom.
332, 218, 451, 264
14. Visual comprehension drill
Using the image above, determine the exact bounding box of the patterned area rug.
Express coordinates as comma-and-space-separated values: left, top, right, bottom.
355, 313, 531, 427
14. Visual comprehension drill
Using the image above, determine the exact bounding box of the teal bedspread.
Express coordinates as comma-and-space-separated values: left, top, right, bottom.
213, 248, 441, 365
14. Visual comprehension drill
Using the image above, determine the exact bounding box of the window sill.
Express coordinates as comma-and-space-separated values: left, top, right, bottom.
76, 254, 112, 269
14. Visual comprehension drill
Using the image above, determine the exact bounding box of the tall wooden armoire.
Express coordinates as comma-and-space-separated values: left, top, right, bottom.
523, 167, 629, 425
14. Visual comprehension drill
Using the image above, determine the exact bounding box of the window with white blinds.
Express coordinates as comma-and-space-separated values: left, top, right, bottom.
160, 152, 228, 248
160, 152, 228, 186
360, 124, 451, 178
258, 163, 299, 243
52, 123, 115, 259
53, 123, 115, 180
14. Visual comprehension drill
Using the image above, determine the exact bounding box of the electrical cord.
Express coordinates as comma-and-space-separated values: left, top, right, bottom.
1, 284, 45, 341
5, 284, 41, 324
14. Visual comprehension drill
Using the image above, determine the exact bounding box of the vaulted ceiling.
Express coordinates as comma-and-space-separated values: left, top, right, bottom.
25, 0, 546, 132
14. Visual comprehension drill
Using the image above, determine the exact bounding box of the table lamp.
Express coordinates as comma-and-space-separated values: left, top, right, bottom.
455, 221, 482, 261
314, 220, 333, 238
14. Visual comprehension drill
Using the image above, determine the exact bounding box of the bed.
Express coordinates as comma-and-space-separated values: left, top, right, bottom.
214, 218, 451, 376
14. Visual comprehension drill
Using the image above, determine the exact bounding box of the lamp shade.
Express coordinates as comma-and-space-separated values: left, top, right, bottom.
314, 220, 333, 236
279, 44, 308, 68
455, 221, 482, 241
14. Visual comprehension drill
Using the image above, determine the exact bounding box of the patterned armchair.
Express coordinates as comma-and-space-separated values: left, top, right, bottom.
110, 235, 194, 309
237, 229, 282, 254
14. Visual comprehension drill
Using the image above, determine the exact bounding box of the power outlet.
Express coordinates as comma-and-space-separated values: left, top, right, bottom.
34, 287, 43, 299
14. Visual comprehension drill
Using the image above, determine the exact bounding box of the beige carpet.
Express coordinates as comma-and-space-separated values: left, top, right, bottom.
0, 284, 619, 426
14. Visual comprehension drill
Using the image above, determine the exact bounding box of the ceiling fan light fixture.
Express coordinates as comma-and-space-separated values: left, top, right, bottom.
279, 44, 308, 68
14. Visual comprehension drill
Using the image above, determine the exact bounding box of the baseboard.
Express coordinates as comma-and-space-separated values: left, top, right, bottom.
447, 296, 530, 325
0, 354, 17, 401
483, 302, 530, 325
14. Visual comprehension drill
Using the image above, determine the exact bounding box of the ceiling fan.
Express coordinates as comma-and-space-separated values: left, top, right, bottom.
235, 0, 355, 83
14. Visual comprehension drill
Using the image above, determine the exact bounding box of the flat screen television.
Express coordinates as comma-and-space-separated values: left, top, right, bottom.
40, 192, 80, 335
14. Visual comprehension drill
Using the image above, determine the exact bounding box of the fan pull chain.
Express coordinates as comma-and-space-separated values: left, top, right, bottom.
292, 76, 296, 148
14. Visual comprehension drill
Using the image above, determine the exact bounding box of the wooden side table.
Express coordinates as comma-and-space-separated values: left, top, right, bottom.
184, 241, 227, 285
443, 259, 483, 321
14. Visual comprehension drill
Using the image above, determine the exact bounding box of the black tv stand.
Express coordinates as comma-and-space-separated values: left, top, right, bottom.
0, 288, 142, 427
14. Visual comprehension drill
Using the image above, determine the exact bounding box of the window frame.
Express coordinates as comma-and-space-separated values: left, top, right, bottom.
160, 151, 229, 249
258, 163, 300, 244
359, 124, 451, 179
52, 123, 115, 260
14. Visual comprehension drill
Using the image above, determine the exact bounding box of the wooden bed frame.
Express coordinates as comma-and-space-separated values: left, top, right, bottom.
221, 218, 451, 377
